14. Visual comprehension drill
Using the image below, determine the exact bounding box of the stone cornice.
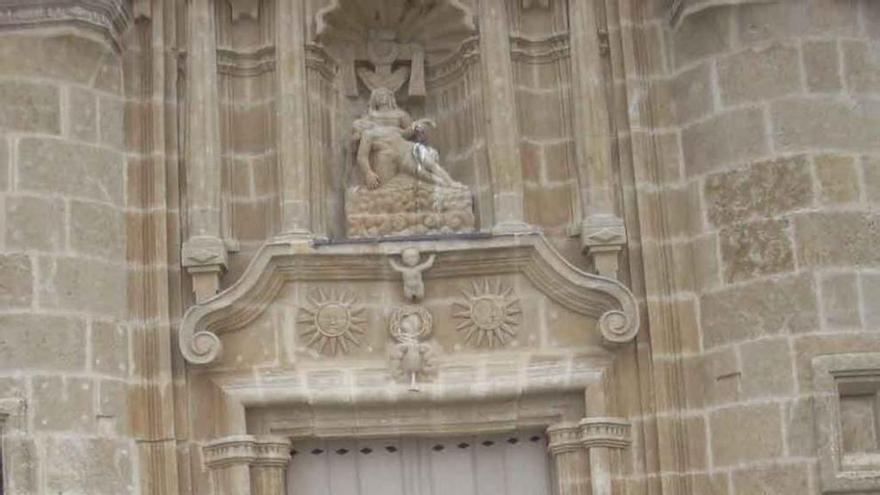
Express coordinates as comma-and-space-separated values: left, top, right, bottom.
179, 232, 640, 365
0, 0, 130, 50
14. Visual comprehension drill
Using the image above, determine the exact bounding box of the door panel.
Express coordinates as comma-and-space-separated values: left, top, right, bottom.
289, 431, 551, 495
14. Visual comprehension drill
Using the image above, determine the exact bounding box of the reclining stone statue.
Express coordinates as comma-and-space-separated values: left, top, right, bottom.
345, 88, 475, 238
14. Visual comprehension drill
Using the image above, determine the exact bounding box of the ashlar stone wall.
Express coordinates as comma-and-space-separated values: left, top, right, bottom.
0, 30, 134, 494
666, 1, 880, 492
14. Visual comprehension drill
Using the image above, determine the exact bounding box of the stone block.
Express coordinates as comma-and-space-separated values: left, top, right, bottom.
0, 80, 60, 134
2, 436, 38, 495
93, 53, 123, 95
524, 183, 574, 228
784, 397, 815, 457
709, 403, 783, 467
92, 320, 129, 376
0, 254, 32, 308
815, 154, 861, 204
229, 102, 272, 153
736, 1, 857, 43
18, 137, 124, 206
739, 338, 795, 398
692, 234, 721, 291
672, 6, 732, 68
861, 273, 880, 330
794, 211, 880, 268
0, 136, 6, 191
5, 194, 66, 252
99, 95, 125, 150
39, 256, 126, 318
673, 62, 714, 124
707, 346, 741, 405
32, 375, 94, 432
68, 86, 97, 142
821, 272, 862, 329
865, 155, 880, 204
772, 97, 880, 153
719, 219, 794, 283
701, 273, 818, 348
98, 379, 129, 436
844, 40, 880, 94
730, 463, 811, 495
803, 39, 842, 93
69, 201, 125, 260
704, 155, 812, 226
0, 314, 85, 371
0, 33, 109, 85
44, 437, 134, 494
717, 44, 800, 105
543, 140, 574, 184
682, 107, 768, 176
840, 393, 877, 453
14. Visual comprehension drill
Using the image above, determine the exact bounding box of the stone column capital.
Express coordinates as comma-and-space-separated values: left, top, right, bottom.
578, 417, 632, 450
546, 422, 584, 456
203, 435, 291, 470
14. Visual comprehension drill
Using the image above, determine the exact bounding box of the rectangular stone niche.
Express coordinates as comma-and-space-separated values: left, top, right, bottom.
813, 353, 880, 493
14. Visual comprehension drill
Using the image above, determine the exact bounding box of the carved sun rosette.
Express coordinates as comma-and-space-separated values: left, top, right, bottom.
297, 288, 366, 356
453, 280, 523, 348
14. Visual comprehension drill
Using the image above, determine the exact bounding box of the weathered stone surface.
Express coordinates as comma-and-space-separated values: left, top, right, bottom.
69, 201, 125, 260
820, 272, 862, 329
710, 403, 784, 467
99, 95, 125, 150
843, 40, 880, 94
18, 138, 124, 205
784, 397, 815, 457
815, 154, 861, 204
803, 39, 842, 92
5, 194, 66, 252
862, 273, 880, 330
92, 320, 128, 376
0, 254, 32, 308
739, 338, 795, 398
865, 155, 880, 204
0, 34, 110, 85
704, 155, 812, 226
0, 314, 85, 371
45, 437, 134, 495
682, 107, 768, 176
0, 80, 60, 133
39, 256, 126, 318
1, 436, 38, 495
672, 6, 732, 68
772, 98, 880, 152
840, 394, 877, 453
32, 375, 94, 432
717, 44, 800, 105
719, 219, 794, 283
701, 274, 818, 347
794, 211, 880, 267
673, 62, 714, 123
730, 463, 811, 495
68, 87, 97, 141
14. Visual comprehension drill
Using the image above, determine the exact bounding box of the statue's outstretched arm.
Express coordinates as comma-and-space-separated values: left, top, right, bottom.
389, 257, 405, 272
417, 254, 436, 271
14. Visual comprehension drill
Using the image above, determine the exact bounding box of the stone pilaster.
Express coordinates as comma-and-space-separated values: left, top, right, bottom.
580, 418, 631, 495
547, 423, 591, 495
275, 0, 312, 238
477, 0, 528, 233
183, 0, 226, 301
569, 0, 626, 277
251, 438, 292, 495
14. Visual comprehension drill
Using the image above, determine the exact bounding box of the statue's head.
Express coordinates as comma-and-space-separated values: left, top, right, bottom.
369, 88, 397, 111
401, 248, 421, 266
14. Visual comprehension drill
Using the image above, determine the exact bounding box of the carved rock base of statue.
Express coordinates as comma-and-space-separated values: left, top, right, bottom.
346, 175, 476, 238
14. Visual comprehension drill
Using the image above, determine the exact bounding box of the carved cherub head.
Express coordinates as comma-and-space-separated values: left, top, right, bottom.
401, 247, 421, 267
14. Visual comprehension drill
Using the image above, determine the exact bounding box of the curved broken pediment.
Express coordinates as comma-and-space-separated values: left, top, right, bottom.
179, 233, 639, 366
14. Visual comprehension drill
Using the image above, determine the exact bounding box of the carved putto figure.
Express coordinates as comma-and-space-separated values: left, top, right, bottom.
389, 248, 435, 301
346, 89, 476, 237
388, 306, 438, 391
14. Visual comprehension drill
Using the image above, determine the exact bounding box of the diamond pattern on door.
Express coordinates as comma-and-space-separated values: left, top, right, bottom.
288, 432, 552, 495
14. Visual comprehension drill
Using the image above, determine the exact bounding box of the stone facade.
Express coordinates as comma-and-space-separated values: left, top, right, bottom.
0, 1, 878, 494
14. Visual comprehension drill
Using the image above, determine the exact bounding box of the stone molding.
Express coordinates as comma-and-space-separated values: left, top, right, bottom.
0, 0, 130, 49
178, 233, 640, 365
579, 417, 632, 449
547, 422, 583, 455
812, 353, 880, 494
203, 435, 291, 470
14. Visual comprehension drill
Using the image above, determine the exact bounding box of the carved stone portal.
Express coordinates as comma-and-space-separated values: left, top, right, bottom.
346, 89, 475, 238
